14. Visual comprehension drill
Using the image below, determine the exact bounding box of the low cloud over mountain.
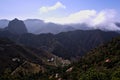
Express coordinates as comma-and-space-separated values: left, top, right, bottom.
45, 9, 120, 31
0, 16, 120, 34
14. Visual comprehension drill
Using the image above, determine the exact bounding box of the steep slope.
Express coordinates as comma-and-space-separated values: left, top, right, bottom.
56, 36, 120, 80
11, 61, 43, 76
0, 38, 70, 75
55, 30, 120, 57
17, 30, 120, 58
0, 38, 42, 74
5, 18, 28, 34
0, 29, 119, 59
1, 35, 119, 80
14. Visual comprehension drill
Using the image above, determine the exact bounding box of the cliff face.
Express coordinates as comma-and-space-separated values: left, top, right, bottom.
6, 18, 28, 34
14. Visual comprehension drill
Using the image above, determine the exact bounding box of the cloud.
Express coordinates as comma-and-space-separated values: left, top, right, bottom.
39, 2, 66, 13
45, 10, 96, 24
92, 9, 116, 26
45, 9, 120, 31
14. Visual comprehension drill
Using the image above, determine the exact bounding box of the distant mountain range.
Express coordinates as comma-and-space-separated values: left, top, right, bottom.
0, 19, 76, 34
0, 19, 9, 28
0, 18, 120, 59
0, 18, 120, 34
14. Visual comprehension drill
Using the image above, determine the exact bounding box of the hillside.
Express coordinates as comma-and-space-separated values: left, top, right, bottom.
0, 29, 119, 59
1, 35, 119, 80
53, 36, 120, 80
54, 30, 120, 58
0, 38, 70, 76
29, 36, 120, 80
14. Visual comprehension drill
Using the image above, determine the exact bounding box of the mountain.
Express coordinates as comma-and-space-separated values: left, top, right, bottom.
115, 22, 120, 28
1, 35, 119, 80
0, 29, 119, 59
24, 19, 45, 33
17, 30, 120, 58
55, 30, 120, 57
24, 19, 75, 34
5, 18, 28, 34
0, 19, 93, 34
25, 19, 62, 34
0, 19, 75, 34
69, 23, 92, 30
0, 19, 9, 28
1, 19, 120, 34
0, 38, 43, 74
0, 38, 70, 75
53, 36, 120, 80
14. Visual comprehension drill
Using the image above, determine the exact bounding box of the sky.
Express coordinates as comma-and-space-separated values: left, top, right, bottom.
0, 0, 120, 30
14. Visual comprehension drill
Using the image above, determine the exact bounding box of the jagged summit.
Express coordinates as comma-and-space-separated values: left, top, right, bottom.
12, 18, 20, 22
5, 18, 28, 34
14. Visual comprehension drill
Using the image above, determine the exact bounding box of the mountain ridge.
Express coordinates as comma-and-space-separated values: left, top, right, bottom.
0, 19, 120, 34
0, 29, 119, 59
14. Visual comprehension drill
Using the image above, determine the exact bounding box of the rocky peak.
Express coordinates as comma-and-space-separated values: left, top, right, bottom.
6, 18, 28, 34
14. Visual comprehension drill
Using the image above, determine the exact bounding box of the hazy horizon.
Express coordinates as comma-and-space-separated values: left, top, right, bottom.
1, 0, 120, 30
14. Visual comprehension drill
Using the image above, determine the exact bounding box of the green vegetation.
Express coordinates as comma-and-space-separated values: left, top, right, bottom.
59, 36, 120, 80
0, 36, 120, 80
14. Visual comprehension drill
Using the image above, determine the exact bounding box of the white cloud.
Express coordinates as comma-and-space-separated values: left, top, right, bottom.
45, 10, 96, 24
45, 9, 120, 31
39, 2, 66, 13
92, 9, 116, 26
